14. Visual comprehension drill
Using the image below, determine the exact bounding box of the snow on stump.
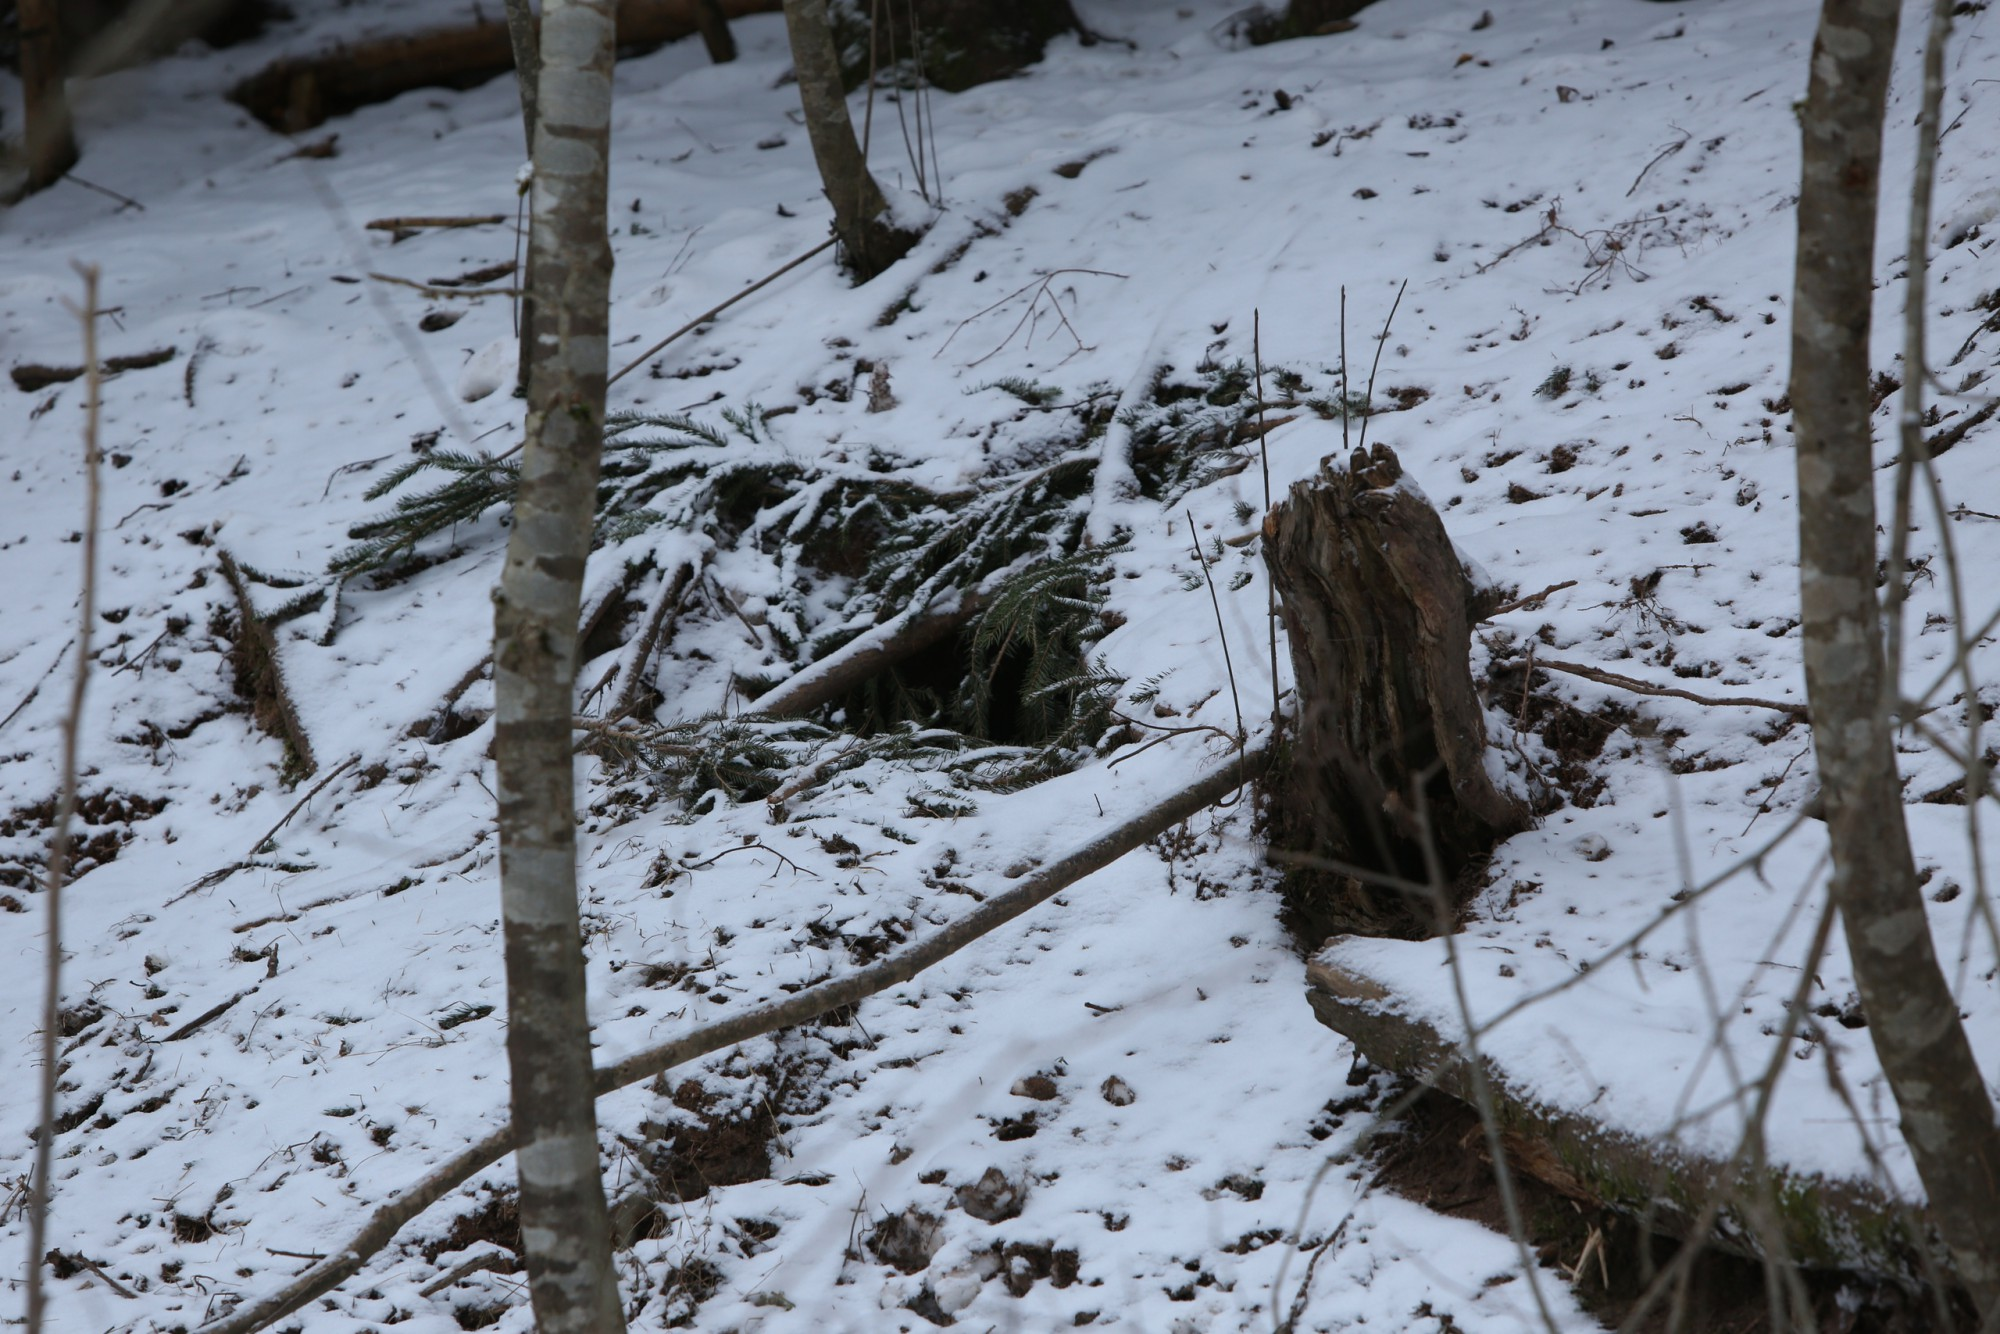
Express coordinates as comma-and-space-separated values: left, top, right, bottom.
1261, 444, 1528, 943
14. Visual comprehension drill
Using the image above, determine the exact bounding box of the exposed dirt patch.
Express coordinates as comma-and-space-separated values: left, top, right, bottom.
637, 1079, 778, 1203
1371, 1089, 1957, 1334
0, 790, 168, 890
423, 1190, 521, 1263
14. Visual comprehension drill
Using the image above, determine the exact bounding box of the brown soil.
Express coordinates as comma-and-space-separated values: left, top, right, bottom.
1371, 1088, 1959, 1334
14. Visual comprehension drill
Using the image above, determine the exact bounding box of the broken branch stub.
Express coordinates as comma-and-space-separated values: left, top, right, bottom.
1261, 445, 1528, 942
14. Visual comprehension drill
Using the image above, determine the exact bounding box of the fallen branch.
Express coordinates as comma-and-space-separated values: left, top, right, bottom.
216, 550, 320, 775
200, 740, 1269, 1334
417, 1246, 514, 1297
363, 214, 506, 231
366, 271, 523, 300
607, 237, 836, 387
1537, 658, 1807, 719
160, 988, 254, 1043
1480, 578, 1577, 619
11, 346, 176, 392
744, 591, 986, 719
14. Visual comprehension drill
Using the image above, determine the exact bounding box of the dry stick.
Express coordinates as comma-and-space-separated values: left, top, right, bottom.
1252, 310, 1281, 741
606, 239, 836, 389
1480, 578, 1576, 619
0, 640, 71, 735
1338, 286, 1350, 453
1353, 279, 1406, 456
1885, 0, 1954, 727
200, 741, 1270, 1334
243, 754, 360, 856
1536, 657, 1807, 719
745, 591, 986, 719
367, 272, 523, 300
1186, 509, 1245, 744
417, 1247, 513, 1298
28, 263, 102, 1334
363, 215, 508, 231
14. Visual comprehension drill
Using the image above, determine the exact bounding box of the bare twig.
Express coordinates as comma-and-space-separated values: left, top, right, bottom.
418, 1247, 514, 1297
1625, 126, 1690, 198
364, 214, 507, 232
1253, 310, 1281, 740
1186, 510, 1245, 744
1354, 279, 1406, 455
608, 239, 836, 388
0, 640, 71, 735
1537, 657, 1808, 718
366, 272, 523, 300
200, 742, 1269, 1334
1480, 578, 1577, 619
935, 268, 1128, 365
29, 263, 103, 1334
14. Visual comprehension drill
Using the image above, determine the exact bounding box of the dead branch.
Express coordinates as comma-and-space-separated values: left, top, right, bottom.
363, 214, 507, 231
745, 591, 987, 719
30, 264, 103, 1334
160, 988, 253, 1043
1536, 657, 1807, 719
216, 550, 320, 774
366, 272, 523, 300
199, 740, 1269, 1334
1480, 579, 1577, 619
608, 238, 836, 387
609, 559, 701, 720
417, 1246, 514, 1297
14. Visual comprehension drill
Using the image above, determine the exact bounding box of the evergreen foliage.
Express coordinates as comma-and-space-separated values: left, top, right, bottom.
331, 356, 1309, 813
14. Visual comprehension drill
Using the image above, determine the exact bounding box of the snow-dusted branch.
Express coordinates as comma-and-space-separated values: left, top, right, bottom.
199, 740, 1269, 1334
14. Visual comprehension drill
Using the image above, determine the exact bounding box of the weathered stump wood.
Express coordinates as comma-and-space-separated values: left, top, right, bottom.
1306, 947, 1933, 1281
1262, 444, 1528, 939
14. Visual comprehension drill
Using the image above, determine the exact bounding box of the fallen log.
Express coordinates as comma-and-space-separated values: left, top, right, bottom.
230, 0, 783, 133
1304, 946, 1932, 1281
199, 739, 1268, 1334
743, 591, 986, 719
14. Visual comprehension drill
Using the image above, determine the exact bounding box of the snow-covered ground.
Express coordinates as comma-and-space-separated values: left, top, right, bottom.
4, 0, 1999, 1329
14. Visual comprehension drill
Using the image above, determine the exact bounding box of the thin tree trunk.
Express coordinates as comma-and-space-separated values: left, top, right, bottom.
18, 0, 79, 193
1789, 0, 2000, 1317
780, 0, 916, 280
493, 0, 627, 1329
693, 0, 738, 61
502, 0, 541, 395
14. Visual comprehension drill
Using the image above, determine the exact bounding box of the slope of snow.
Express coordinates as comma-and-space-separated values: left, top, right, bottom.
4, 0, 1999, 1329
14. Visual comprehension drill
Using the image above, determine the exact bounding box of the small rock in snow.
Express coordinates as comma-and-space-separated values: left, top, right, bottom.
1011, 1074, 1059, 1100
1100, 1075, 1136, 1106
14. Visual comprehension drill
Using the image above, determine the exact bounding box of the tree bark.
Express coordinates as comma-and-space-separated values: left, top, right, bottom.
780, 0, 916, 281
18, 0, 79, 193
1262, 444, 1529, 942
502, 0, 541, 395
493, 0, 628, 1330
693, 0, 737, 62
1789, 0, 2000, 1317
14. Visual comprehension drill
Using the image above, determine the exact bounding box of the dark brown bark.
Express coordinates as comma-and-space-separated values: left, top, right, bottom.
781, 0, 917, 280
228, 2, 781, 132
1789, 0, 2000, 1317
493, 0, 627, 1329
693, 0, 738, 62
18, 0, 79, 193
501, 0, 540, 395
1262, 444, 1529, 942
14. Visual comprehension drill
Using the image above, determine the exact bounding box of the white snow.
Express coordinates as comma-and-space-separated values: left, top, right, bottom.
4, 0, 1999, 1330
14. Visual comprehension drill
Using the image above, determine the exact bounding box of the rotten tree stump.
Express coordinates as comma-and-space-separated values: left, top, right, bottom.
1262, 444, 1528, 941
